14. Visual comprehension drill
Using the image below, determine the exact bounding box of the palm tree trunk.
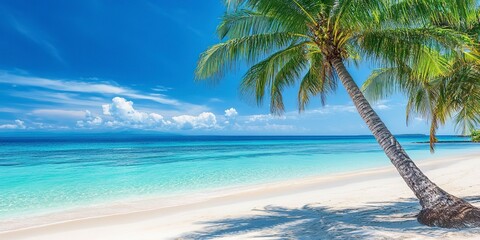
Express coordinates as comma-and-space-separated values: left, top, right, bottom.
331, 56, 480, 228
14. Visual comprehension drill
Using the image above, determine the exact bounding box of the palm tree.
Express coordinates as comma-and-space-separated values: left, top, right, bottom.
362, 9, 480, 151
195, 0, 480, 227
363, 56, 480, 151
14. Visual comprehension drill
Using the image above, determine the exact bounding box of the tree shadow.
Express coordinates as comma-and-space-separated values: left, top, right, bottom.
181, 196, 480, 239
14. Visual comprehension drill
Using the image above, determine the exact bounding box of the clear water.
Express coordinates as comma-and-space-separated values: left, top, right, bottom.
0, 134, 478, 219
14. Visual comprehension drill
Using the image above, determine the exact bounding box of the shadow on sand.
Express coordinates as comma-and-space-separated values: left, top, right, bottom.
181, 196, 480, 239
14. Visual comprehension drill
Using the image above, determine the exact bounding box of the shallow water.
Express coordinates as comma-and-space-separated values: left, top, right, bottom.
0, 134, 478, 219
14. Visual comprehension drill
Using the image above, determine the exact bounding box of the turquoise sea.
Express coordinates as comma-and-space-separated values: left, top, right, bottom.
0, 134, 478, 220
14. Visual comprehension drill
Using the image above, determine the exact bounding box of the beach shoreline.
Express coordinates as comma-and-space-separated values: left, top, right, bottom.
1, 151, 480, 239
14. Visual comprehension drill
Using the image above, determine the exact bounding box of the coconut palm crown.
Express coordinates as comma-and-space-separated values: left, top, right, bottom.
196, 0, 480, 228
363, 54, 480, 151
362, 6, 480, 151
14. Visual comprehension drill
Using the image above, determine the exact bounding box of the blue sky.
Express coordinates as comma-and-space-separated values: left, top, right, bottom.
0, 0, 457, 135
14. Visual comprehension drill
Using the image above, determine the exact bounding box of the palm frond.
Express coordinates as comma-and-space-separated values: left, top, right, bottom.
298, 53, 336, 111
239, 42, 309, 107
385, 0, 478, 29
356, 27, 473, 69
196, 32, 307, 80
270, 49, 309, 114
217, 10, 283, 39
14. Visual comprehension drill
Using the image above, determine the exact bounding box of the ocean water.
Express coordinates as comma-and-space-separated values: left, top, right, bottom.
0, 134, 478, 220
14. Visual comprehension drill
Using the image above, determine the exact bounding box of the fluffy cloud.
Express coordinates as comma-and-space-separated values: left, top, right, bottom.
223, 107, 239, 126
100, 97, 168, 128
224, 108, 238, 118
0, 119, 26, 129
76, 97, 221, 130
172, 112, 217, 130
76, 110, 103, 128
73, 97, 318, 133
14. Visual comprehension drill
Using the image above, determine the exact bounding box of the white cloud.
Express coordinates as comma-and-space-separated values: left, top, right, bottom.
76, 110, 103, 128
0, 119, 26, 129
0, 72, 180, 106
224, 108, 238, 118
307, 104, 357, 114
247, 114, 269, 122
0, 72, 213, 125
76, 97, 219, 130
151, 86, 172, 92
414, 117, 425, 122
244, 123, 297, 132
30, 109, 87, 119
102, 104, 111, 115
32, 122, 65, 129
246, 114, 286, 123
173, 112, 217, 130
332, 104, 357, 113
9, 90, 108, 108
372, 100, 391, 111
122, 92, 180, 106
374, 104, 390, 110
100, 97, 168, 128
299, 101, 390, 116
68, 98, 378, 134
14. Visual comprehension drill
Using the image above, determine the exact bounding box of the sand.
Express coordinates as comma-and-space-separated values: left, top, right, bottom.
1, 151, 480, 239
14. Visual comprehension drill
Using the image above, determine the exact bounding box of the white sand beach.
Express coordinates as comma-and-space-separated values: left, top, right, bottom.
1, 152, 480, 240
